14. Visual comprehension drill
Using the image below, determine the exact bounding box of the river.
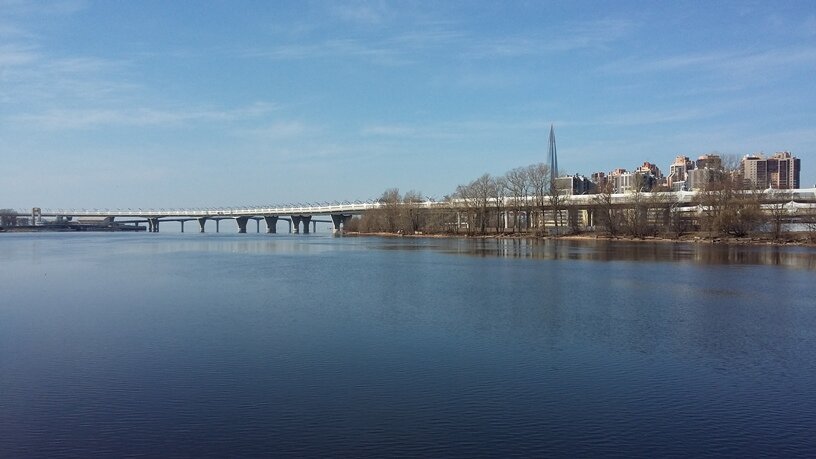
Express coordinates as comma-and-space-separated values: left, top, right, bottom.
1, 233, 815, 456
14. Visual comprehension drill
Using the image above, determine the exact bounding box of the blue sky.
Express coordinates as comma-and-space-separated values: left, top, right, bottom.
2, 0, 815, 209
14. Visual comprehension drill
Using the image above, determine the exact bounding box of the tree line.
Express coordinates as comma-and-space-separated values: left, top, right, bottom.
353, 161, 816, 242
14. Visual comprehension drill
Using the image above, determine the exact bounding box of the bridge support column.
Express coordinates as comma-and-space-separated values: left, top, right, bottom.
291, 216, 302, 234
180, 221, 185, 233
198, 218, 206, 233
331, 214, 352, 234
256, 219, 260, 233
216, 220, 220, 233
148, 218, 160, 232
312, 221, 317, 233
301, 215, 312, 234
264, 216, 278, 233
236, 216, 249, 233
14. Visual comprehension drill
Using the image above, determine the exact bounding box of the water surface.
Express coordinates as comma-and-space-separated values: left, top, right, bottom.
1, 233, 815, 457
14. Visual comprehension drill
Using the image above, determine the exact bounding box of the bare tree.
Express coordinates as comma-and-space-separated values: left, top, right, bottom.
527, 163, 550, 231
765, 189, 792, 241
492, 176, 506, 233
504, 167, 530, 232
805, 210, 816, 243
470, 174, 497, 234
548, 177, 566, 233
622, 174, 652, 238
0, 209, 18, 227
402, 190, 425, 234
454, 182, 478, 235
699, 175, 762, 238
379, 188, 402, 233
592, 182, 622, 236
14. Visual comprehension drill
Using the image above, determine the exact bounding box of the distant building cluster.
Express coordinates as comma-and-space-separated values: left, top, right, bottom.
558, 151, 802, 195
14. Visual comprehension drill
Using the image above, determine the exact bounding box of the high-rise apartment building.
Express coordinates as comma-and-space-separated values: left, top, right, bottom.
696, 154, 722, 170
667, 156, 694, 191
741, 152, 800, 189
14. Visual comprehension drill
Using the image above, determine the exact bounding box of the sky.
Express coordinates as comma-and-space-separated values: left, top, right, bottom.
1, 0, 815, 209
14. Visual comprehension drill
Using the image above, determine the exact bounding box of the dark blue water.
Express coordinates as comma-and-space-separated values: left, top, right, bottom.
1, 233, 815, 457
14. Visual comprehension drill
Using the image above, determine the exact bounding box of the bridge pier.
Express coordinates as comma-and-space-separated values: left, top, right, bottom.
301, 216, 312, 234
236, 216, 249, 233
148, 218, 160, 232
585, 209, 594, 228
180, 220, 185, 233
256, 219, 260, 233
291, 216, 302, 234
216, 219, 220, 233
331, 214, 352, 234
312, 221, 317, 233
198, 218, 206, 233
266, 216, 279, 233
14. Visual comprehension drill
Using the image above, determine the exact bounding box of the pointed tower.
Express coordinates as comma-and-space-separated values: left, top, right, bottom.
547, 124, 558, 185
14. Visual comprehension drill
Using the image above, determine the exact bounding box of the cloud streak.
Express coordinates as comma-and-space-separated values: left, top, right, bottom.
8, 103, 278, 130
605, 47, 816, 75
244, 17, 636, 66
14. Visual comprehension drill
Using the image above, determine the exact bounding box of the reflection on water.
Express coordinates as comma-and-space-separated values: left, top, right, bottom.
449, 237, 816, 270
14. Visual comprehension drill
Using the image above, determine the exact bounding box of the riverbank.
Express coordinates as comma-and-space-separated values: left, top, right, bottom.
344, 230, 816, 247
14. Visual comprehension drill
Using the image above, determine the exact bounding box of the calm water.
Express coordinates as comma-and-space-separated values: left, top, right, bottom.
1, 233, 815, 457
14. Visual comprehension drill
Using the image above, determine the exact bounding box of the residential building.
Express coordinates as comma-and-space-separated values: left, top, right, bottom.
667, 156, 694, 191
741, 152, 800, 189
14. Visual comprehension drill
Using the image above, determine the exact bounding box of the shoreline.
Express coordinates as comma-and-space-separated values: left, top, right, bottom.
343, 231, 816, 248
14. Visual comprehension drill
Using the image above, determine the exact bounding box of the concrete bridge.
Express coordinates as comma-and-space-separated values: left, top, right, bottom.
27, 188, 816, 233
34, 202, 383, 234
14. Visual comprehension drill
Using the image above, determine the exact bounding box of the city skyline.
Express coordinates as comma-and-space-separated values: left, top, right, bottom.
1, 1, 815, 208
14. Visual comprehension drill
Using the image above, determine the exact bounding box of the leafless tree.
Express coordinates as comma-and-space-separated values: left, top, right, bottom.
698, 176, 762, 237
548, 177, 566, 233
402, 190, 425, 234
503, 167, 530, 232
379, 188, 402, 233
621, 174, 652, 238
492, 176, 507, 233
528, 163, 549, 231
765, 189, 792, 241
0, 209, 18, 227
805, 210, 816, 243
591, 182, 622, 236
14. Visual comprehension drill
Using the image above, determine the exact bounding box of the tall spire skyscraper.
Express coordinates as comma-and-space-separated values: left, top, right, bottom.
547, 124, 558, 185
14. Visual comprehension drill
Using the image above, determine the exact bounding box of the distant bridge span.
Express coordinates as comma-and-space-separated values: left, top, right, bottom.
30, 188, 816, 233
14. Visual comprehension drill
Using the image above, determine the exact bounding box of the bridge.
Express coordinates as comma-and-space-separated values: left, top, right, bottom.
31, 202, 385, 233
22, 188, 816, 233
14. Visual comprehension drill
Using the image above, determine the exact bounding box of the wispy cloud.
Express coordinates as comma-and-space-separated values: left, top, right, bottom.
592, 108, 717, 127
244, 17, 635, 66
240, 120, 313, 140
361, 124, 415, 136
0, 43, 38, 66
605, 47, 816, 75
243, 37, 411, 65
359, 118, 557, 142
8, 102, 278, 130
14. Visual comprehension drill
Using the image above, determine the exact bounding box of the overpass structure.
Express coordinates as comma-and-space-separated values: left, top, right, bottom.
26, 188, 816, 233
34, 202, 384, 234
